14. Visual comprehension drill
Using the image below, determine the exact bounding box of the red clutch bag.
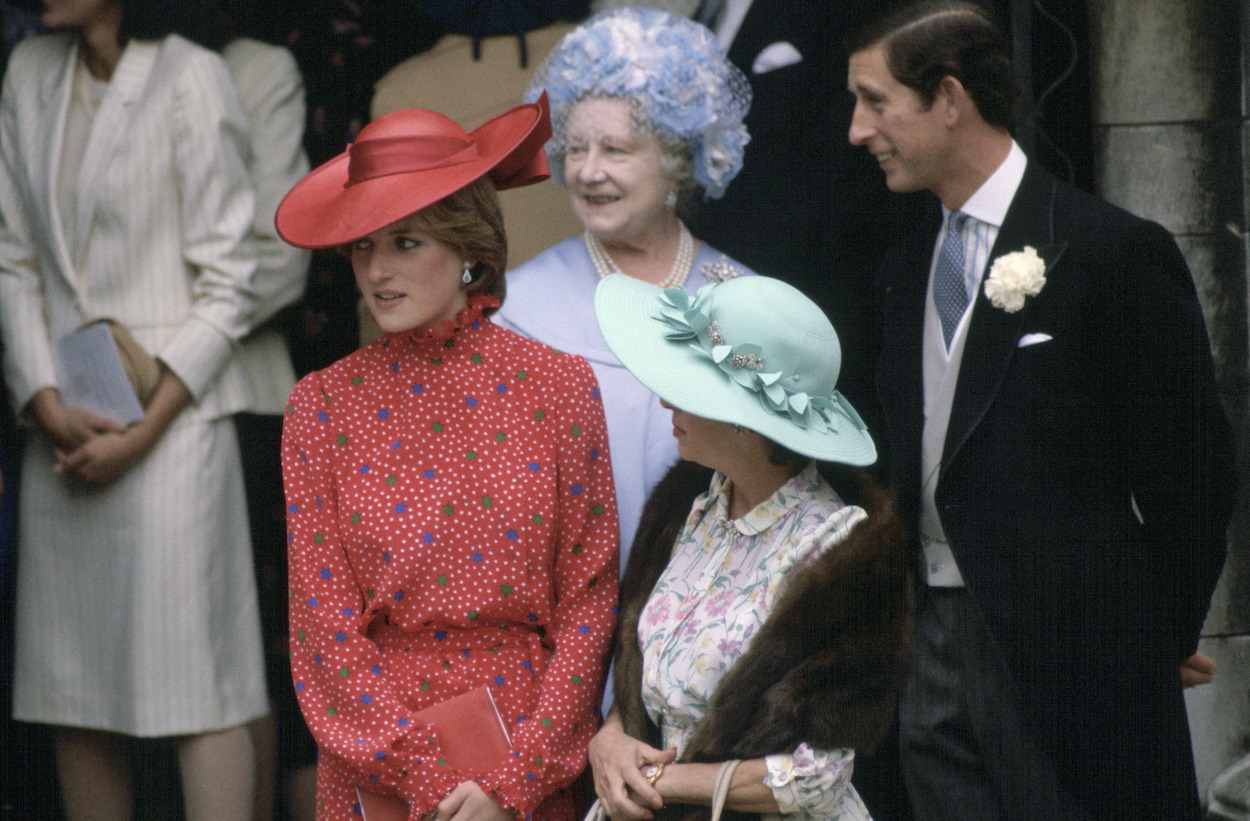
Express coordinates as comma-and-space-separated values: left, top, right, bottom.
357, 686, 513, 821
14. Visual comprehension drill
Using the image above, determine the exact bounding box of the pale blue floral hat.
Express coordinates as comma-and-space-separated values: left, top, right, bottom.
595, 274, 877, 465
524, 5, 750, 200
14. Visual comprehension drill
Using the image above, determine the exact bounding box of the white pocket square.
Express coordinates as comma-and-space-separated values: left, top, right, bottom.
753, 42, 802, 74
1017, 333, 1053, 348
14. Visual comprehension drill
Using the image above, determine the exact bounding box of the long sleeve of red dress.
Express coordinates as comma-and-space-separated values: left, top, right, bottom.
282, 302, 619, 821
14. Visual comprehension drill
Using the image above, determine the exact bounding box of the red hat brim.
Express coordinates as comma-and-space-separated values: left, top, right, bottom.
276, 94, 551, 249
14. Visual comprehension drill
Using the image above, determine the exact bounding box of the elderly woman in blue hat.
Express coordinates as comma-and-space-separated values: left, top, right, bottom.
588, 274, 912, 821
495, 6, 757, 569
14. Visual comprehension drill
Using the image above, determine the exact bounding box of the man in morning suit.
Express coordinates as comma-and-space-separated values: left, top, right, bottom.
847, 2, 1236, 819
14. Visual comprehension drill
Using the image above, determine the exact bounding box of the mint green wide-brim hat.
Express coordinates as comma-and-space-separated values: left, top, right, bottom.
594, 274, 877, 465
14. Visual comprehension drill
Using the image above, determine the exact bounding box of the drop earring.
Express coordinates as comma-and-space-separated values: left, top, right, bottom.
461, 261, 474, 284
665, 190, 678, 209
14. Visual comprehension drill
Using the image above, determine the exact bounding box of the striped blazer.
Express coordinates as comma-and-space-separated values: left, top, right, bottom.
0, 32, 260, 423
223, 37, 310, 415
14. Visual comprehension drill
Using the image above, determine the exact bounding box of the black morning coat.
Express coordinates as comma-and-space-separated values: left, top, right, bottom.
876, 161, 1236, 820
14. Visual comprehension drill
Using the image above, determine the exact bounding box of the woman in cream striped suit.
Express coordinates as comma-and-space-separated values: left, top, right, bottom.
0, 1, 268, 818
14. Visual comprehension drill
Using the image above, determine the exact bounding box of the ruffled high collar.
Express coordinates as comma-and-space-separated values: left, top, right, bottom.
390, 294, 499, 345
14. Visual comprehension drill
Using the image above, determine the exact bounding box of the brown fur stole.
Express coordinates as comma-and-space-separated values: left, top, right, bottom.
612, 460, 912, 802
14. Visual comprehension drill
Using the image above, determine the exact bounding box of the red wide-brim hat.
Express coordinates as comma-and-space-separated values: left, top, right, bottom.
276, 93, 552, 249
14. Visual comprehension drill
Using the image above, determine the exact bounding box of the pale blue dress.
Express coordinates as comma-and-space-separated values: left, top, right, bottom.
496, 236, 753, 569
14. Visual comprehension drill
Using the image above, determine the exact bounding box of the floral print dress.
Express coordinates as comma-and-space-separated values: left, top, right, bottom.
639, 464, 873, 821
282, 298, 619, 820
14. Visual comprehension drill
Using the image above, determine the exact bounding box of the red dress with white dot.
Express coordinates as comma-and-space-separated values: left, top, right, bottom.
282, 296, 619, 820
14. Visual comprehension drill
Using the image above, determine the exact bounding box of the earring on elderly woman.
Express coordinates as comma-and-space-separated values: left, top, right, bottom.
462, 261, 473, 284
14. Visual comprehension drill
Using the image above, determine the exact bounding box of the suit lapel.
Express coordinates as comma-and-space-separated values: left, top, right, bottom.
30, 37, 77, 287
72, 39, 159, 261
942, 165, 1067, 469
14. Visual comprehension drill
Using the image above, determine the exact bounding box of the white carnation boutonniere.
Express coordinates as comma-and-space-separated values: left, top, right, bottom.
984, 246, 1046, 313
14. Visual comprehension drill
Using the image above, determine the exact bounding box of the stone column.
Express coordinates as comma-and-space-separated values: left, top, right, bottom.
1089, 0, 1249, 811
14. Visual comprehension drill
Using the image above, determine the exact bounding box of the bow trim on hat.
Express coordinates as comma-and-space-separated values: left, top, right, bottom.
347, 135, 482, 186
486, 129, 550, 190
654, 288, 866, 434
487, 93, 553, 190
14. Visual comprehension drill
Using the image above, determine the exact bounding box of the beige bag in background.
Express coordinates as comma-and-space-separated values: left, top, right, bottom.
100, 319, 161, 407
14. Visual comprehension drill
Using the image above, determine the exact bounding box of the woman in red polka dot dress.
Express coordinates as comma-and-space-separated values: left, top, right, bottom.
274, 95, 620, 821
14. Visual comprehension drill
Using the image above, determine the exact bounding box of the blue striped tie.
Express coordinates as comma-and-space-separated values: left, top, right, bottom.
934, 211, 969, 348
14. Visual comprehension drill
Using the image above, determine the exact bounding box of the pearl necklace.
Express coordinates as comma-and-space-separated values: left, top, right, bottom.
584, 222, 694, 289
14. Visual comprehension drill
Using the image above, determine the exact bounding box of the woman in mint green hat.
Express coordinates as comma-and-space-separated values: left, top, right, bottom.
587, 274, 912, 821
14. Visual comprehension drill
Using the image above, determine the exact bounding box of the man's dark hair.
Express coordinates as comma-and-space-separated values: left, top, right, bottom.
848, 0, 1019, 129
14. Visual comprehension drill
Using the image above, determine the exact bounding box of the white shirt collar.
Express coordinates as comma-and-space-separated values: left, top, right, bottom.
953, 140, 1027, 228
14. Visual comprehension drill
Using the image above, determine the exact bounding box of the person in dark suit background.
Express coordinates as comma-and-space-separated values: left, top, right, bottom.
848, 2, 1235, 819
686, 0, 923, 446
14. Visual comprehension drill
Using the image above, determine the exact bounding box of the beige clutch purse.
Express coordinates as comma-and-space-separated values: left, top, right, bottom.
98, 319, 162, 407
